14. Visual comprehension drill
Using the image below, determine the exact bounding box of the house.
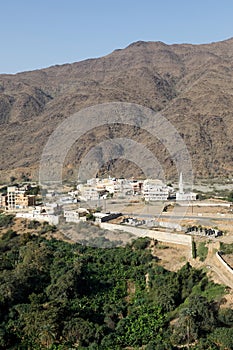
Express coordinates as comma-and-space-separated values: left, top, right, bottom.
79, 186, 100, 201
16, 207, 59, 225
64, 208, 89, 223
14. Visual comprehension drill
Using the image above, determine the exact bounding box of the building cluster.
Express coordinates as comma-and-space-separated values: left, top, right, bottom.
0, 173, 197, 227
0, 185, 59, 225
77, 177, 143, 201
63, 209, 121, 224
77, 177, 173, 202
76, 174, 196, 202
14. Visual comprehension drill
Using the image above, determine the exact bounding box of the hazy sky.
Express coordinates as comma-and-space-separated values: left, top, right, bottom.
1, 0, 233, 74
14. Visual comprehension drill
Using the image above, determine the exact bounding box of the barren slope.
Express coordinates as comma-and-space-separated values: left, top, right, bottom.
1, 38, 233, 182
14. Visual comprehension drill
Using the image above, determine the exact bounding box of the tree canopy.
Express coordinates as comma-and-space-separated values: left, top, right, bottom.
0, 229, 231, 349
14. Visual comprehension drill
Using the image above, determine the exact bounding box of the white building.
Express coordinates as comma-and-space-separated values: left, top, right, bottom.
77, 184, 98, 201
142, 179, 169, 201
176, 173, 197, 201
64, 208, 89, 223
16, 209, 59, 225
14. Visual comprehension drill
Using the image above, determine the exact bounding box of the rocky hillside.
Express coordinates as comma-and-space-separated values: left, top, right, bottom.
1, 38, 233, 182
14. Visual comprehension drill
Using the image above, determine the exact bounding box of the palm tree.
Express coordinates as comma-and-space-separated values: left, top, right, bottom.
179, 307, 196, 350
39, 324, 56, 349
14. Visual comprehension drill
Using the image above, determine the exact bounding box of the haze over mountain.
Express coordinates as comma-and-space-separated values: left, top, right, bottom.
1, 38, 233, 182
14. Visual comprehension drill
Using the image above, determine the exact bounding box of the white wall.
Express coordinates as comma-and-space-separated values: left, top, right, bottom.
99, 222, 192, 247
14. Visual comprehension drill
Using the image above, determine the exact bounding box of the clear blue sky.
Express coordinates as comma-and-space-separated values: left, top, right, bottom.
1, 0, 233, 74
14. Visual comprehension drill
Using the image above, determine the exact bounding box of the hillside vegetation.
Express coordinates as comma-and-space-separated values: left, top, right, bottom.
0, 216, 233, 349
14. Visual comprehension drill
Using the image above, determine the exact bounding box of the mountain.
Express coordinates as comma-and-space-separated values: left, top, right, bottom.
1, 38, 233, 182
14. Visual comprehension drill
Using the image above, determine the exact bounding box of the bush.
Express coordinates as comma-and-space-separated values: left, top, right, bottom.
40, 223, 57, 234
27, 220, 41, 229
0, 214, 15, 228
2, 229, 17, 240
25, 185, 40, 196
197, 242, 208, 261
219, 242, 233, 255
131, 237, 151, 250
227, 191, 233, 202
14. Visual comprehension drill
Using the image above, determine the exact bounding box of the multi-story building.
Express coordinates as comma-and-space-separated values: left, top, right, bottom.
6, 186, 36, 210
64, 208, 89, 223
142, 179, 169, 201
79, 186, 100, 201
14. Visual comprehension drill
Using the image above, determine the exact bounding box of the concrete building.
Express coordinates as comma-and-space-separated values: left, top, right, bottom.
16, 208, 59, 225
142, 179, 169, 201
78, 185, 100, 201
64, 208, 89, 223
94, 212, 121, 223
7, 186, 35, 210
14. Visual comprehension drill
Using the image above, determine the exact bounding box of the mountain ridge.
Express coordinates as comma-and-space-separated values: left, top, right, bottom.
0, 38, 233, 182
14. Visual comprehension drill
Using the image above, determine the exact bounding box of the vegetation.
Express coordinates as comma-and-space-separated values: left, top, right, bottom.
0, 213, 15, 228
0, 226, 231, 349
192, 239, 197, 258
197, 242, 208, 262
226, 190, 233, 202
0, 186, 7, 195
25, 185, 41, 196
220, 242, 233, 255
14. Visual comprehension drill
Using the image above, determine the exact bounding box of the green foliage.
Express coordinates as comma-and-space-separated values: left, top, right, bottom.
131, 237, 151, 250
171, 295, 216, 347
25, 185, 40, 196
0, 186, 7, 194
115, 303, 166, 347
2, 229, 17, 241
218, 308, 233, 326
192, 239, 197, 258
209, 327, 233, 349
39, 222, 57, 234
0, 214, 15, 228
0, 232, 230, 349
197, 242, 208, 261
219, 242, 233, 255
227, 190, 233, 202
27, 219, 41, 229
86, 213, 95, 221
201, 282, 225, 302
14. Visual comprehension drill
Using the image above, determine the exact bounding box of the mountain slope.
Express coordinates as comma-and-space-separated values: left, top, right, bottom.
1, 38, 233, 182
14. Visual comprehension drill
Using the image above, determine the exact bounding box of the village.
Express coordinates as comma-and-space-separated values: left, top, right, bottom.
0, 174, 232, 239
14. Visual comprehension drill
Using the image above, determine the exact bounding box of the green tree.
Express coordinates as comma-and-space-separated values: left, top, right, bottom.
209, 327, 233, 349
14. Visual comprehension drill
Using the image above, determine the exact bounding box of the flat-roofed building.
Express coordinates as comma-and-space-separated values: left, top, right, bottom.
142, 179, 169, 201
6, 186, 36, 210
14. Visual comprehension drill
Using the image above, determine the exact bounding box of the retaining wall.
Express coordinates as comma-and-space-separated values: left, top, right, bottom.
216, 252, 233, 276
99, 222, 192, 246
